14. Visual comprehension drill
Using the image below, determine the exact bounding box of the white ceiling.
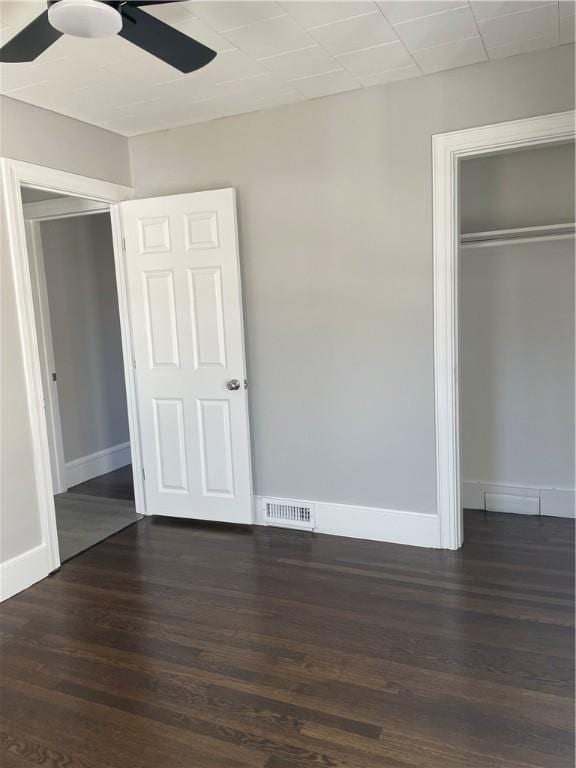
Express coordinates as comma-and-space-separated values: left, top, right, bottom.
0, 1, 574, 136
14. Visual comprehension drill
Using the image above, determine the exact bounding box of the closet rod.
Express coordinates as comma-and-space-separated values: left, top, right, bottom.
460, 223, 575, 249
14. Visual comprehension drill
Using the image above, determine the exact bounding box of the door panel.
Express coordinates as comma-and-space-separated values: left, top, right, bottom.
143, 270, 179, 367
188, 267, 226, 367
152, 398, 188, 493
121, 189, 252, 523
197, 399, 234, 496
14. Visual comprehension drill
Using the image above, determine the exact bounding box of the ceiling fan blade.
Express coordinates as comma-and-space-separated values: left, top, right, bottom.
118, 5, 216, 74
0, 10, 63, 63
128, 1, 186, 5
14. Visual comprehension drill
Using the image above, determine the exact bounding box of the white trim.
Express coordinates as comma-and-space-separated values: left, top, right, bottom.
0, 544, 51, 602
484, 492, 540, 516
1, 159, 61, 576
462, 481, 575, 518
254, 495, 441, 548
25, 219, 68, 495
23, 197, 109, 221
4, 159, 132, 201
109, 203, 147, 518
65, 442, 131, 488
0, 157, 139, 597
432, 110, 576, 550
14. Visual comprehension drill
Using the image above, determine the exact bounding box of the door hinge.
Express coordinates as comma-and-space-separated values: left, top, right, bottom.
122, 236, 126, 253
142, 467, 146, 481
51, 372, 57, 382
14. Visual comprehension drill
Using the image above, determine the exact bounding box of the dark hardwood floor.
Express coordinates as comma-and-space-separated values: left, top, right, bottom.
0, 510, 573, 767
69, 465, 135, 502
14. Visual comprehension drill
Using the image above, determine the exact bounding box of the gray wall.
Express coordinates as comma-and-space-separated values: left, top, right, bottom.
41, 214, 130, 463
0, 96, 130, 185
129, 44, 575, 514
460, 142, 576, 233
21, 188, 70, 203
1, 100, 130, 564
460, 239, 575, 490
1, 200, 43, 562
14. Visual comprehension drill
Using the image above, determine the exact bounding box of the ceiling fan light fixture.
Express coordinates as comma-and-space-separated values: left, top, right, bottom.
48, 0, 122, 39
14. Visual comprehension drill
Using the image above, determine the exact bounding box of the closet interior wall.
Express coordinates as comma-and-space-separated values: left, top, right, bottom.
458, 143, 575, 518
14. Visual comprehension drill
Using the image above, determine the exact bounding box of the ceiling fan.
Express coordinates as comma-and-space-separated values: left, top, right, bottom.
0, 0, 217, 73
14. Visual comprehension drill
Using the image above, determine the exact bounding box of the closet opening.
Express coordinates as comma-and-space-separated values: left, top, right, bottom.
457, 141, 575, 543
21, 185, 142, 563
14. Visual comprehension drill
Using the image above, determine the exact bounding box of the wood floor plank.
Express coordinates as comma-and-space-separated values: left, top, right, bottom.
0, 510, 573, 767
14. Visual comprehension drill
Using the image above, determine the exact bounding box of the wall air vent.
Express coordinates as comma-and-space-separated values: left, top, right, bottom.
262, 498, 315, 531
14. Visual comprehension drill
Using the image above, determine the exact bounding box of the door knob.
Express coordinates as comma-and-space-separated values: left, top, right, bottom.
226, 379, 241, 391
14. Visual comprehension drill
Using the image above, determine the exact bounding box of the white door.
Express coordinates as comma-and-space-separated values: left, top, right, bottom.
121, 189, 253, 523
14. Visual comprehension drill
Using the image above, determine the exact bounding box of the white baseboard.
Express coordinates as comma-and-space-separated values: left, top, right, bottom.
254, 495, 441, 548
484, 492, 540, 516
0, 543, 51, 602
462, 481, 575, 518
65, 441, 131, 488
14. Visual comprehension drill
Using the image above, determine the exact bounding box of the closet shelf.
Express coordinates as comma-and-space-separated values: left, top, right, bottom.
460, 222, 575, 249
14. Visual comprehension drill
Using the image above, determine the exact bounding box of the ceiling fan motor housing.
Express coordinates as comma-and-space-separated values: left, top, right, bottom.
1, 0, 217, 73
48, 0, 123, 39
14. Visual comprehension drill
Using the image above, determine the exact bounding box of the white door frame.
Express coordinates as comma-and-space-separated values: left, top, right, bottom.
432, 110, 576, 550
0, 157, 143, 573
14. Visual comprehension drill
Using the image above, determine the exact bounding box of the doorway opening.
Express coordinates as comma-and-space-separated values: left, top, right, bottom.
21, 185, 142, 562
457, 143, 575, 541
432, 111, 576, 549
